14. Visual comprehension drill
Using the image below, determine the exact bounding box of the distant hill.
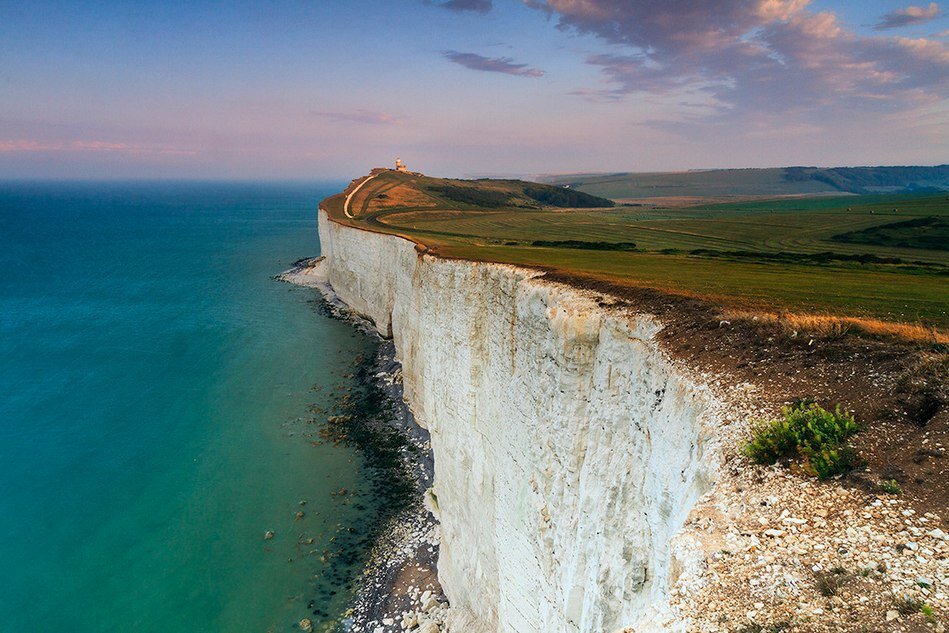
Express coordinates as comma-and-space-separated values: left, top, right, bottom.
784, 166, 949, 194
540, 165, 949, 200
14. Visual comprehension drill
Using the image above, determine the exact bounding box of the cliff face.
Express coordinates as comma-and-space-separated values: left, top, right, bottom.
318, 210, 724, 632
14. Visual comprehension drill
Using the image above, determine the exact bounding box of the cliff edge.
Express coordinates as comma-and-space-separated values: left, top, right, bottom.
297, 174, 947, 632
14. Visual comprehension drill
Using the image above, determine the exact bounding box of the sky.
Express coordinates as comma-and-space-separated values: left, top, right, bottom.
0, 0, 946, 179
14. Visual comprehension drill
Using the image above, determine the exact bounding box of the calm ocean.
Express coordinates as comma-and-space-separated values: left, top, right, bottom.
0, 182, 380, 632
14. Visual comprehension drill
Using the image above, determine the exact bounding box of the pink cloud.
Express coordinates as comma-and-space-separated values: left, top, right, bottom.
0, 140, 50, 152
875, 3, 942, 30
0, 139, 196, 155
313, 109, 406, 125
525, 0, 949, 117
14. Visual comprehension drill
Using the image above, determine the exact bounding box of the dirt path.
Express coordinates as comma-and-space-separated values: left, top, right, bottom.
344, 173, 379, 218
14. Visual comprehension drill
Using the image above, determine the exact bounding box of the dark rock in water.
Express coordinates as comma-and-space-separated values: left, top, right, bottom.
295, 511, 306, 521
264, 530, 275, 540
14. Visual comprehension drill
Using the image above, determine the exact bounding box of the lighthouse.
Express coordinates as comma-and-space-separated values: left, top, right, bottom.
395, 157, 408, 172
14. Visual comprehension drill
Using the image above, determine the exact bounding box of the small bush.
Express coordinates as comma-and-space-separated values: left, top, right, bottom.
921, 603, 937, 623
879, 479, 902, 495
744, 403, 859, 479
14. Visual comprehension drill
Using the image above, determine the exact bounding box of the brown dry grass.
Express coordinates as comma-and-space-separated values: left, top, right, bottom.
724, 310, 949, 345
365, 183, 439, 213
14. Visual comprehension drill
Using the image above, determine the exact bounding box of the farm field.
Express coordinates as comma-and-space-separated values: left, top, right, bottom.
324, 170, 949, 331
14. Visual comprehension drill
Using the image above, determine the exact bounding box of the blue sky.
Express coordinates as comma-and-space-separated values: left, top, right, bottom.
0, 0, 946, 178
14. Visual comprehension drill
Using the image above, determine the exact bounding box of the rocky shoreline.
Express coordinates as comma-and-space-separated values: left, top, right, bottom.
278, 259, 450, 633
343, 340, 449, 633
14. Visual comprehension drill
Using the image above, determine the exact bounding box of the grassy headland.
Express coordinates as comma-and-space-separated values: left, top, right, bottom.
323, 169, 949, 337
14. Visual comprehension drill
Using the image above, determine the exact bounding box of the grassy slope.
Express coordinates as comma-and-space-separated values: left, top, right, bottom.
541, 166, 949, 199
540, 169, 838, 199
324, 171, 949, 329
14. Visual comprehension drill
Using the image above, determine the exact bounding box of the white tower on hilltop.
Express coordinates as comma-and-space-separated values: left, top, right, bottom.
395, 157, 408, 172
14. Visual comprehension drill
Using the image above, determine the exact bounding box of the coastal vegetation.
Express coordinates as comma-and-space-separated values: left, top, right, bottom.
878, 479, 903, 495
744, 403, 860, 479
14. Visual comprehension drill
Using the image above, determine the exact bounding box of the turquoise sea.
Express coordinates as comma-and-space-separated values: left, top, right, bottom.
0, 182, 381, 632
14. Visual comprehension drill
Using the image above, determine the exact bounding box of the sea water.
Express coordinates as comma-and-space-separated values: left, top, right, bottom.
0, 182, 378, 632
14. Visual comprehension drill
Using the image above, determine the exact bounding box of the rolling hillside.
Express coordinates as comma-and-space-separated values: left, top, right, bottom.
324, 169, 949, 332
540, 165, 949, 202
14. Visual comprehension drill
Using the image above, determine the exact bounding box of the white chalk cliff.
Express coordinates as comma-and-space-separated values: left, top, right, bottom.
316, 209, 727, 632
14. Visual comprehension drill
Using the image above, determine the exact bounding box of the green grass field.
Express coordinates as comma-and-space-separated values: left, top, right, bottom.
541, 166, 949, 200
325, 171, 949, 330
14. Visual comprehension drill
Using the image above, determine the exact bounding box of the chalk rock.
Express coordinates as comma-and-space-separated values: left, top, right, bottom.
316, 206, 720, 633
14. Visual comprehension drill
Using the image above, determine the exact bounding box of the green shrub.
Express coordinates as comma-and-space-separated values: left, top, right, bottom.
744, 403, 859, 479
879, 479, 902, 495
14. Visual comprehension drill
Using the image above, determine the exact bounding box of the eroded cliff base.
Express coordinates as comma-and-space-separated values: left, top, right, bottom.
342, 341, 447, 633
280, 263, 450, 633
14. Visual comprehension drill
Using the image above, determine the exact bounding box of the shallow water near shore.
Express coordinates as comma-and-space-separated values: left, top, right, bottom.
0, 181, 385, 632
